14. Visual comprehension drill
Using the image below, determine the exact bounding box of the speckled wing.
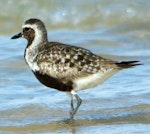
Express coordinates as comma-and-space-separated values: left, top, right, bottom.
36, 42, 113, 80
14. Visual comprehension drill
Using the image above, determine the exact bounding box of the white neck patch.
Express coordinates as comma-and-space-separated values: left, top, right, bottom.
23, 24, 41, 71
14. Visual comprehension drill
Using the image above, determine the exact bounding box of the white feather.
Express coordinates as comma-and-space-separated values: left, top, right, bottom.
73, 69, 118, 91
23, 24, 42, 71
25, 48, 39, 71
22, 24, 42, 49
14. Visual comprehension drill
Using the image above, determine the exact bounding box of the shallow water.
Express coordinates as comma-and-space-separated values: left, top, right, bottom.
0, 0, 150, 134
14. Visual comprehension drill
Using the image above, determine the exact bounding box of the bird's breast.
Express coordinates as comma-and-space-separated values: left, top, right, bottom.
24, 47, 40, 71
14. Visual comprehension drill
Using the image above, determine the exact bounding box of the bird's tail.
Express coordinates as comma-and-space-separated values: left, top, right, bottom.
115, 61, 142, 68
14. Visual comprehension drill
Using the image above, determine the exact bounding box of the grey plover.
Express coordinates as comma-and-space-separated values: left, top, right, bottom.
11, 18, 141, 119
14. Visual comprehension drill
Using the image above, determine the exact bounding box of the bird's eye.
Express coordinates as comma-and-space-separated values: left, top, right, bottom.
24, 27, 30, 31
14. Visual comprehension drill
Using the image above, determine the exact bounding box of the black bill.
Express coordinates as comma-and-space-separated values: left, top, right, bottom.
11, 32, 22, 39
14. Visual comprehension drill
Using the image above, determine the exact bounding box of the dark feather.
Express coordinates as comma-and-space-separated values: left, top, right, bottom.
116, 61, 142, 68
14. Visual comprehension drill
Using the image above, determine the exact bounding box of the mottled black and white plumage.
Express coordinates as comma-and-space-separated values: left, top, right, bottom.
11, 18, 141, 119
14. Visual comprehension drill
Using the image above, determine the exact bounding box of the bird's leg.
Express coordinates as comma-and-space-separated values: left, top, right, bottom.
70, 92, 82, 119
70, 96, 74, 116
67, 91, 82, 119
66, 92, 74, 117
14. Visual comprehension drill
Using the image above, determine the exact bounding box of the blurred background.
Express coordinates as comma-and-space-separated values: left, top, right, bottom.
1, 0, 150, 34
0, 0, 150, 134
